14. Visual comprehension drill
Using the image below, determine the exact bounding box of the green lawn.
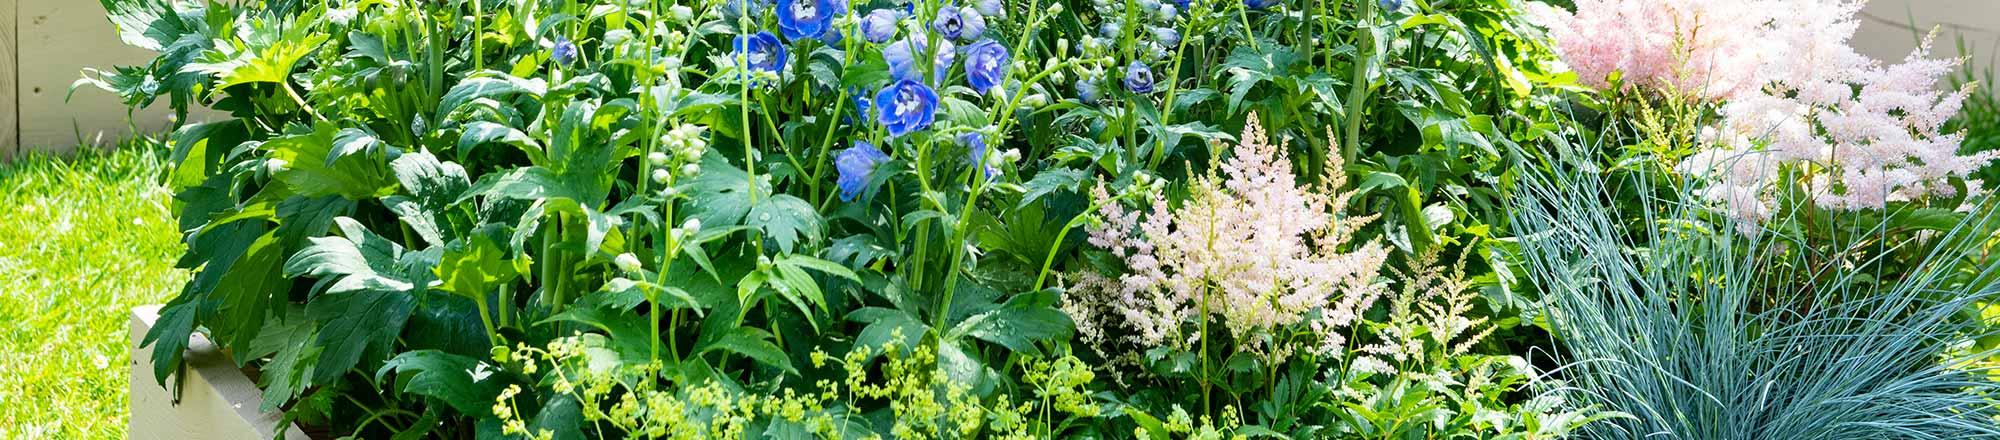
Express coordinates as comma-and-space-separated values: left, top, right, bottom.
0, 145, 186, 438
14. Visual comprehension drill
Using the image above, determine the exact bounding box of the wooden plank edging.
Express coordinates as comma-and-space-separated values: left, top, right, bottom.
129, 305, 309, 440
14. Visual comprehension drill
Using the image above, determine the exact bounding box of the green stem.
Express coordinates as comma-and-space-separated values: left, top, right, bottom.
474, 295, 501, 347
1032, 193, 1128, 291
471, 0, 484, 72
1342, 0, 1377, 163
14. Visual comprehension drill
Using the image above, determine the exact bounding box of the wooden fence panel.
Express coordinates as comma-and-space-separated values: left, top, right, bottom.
16, 0, 179, 156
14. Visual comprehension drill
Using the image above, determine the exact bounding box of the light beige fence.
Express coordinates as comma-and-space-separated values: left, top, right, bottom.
1, 0, 187, 161
1856, 0, 2000, 83
0, 0, 1993, 161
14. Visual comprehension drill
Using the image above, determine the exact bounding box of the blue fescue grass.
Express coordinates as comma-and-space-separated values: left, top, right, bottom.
1510, 161, 2000, 439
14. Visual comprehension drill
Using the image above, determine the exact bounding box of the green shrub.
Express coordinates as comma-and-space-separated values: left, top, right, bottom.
85, 0, 1586, 437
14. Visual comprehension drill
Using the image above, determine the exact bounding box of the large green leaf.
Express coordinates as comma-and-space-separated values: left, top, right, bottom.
284, 217, 414, 295
437, 75, 548, 123
191, 22, 328, 90
376, 350, 511, 415
266, 124, 396, 199
682, 154, 768, 229
948, 289, 1075, 355
698, 327, 797, 375
748, 195, 823, 253
434, 234, 522, 300
306, 288, 416, 384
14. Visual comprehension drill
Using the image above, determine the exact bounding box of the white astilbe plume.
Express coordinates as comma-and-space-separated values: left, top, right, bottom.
1687, 36, 1998, 226
1066, 115, 1389, 360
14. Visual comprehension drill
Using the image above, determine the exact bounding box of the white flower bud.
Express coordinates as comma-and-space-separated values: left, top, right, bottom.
680, 163, 700, 176
648, 151, 670, 165
651, 168, 671, 184
614, 253, 643, 273
683, 218, 703, 234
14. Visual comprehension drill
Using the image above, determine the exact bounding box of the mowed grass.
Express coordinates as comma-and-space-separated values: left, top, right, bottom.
0, 145, 187, 438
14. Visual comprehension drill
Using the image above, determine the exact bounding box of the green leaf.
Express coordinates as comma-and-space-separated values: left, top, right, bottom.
267, 124, 396, 199
682, 155, 768, 229
376, 350, 510, 415
100, 0, 197, 51
1020, 167, 1088, 208
327, 128, 383, 167
437, 75, 547, 123
747, 195, 823, 253
847, 307, 926, 361
249, 308, 317, 411
1124, 408, 1174, 440
699, 327, 797, 375
456, 121, 542, 160
388, 149, 471, 208
434, 234, 521, 300
284, 217, 414, 295
193, 26, 328, 90
307, 289, 416, 384
949, 289, 1074, 355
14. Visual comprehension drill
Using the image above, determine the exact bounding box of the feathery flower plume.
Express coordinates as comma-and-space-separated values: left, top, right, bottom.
1066, 115, 1389, 360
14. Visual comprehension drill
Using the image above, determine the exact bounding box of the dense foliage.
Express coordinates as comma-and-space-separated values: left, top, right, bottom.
86, 0, 1999, 438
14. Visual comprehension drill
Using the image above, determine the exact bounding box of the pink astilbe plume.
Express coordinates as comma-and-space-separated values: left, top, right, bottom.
1533, 0, 1997, 228
1527, 0, 1785, 100
1065, 115, 1389, 361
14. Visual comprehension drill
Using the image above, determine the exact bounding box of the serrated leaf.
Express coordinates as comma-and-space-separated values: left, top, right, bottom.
1020, 167, 1088, 208
307, 289, 416, 384
699, 327, 796, 375
437, 75, 547, 123
747, 195, 823, 253
949, 289, 1074, 355
376, 350, 510, 415
267, 124, 396, 199
434, 234, 519, 300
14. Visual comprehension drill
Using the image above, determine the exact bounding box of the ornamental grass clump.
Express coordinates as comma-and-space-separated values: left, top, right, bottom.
1511, 163, 2000, 440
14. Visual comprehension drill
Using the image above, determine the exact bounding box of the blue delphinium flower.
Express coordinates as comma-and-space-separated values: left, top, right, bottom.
1171, 0, 1190, 8
883, 37, 956, 84
1151, 27, 1181, 47
961, 132, 998, 179
1378, 0, 1403, 10
1075, 79, 1100, 104
859, 9, 901, 43
551, 36, 579, 65
964, 39, 1009, 93
875, 79, 940, 136
777, 0, 846, 41
835, 141, 890, 201
974, 0, 1004, 18
1124, 62, 1156, 94
932, 6, 980, 41
956, 7, 987, 41
1244, 0, 1280, 9
733, 32, 789, 74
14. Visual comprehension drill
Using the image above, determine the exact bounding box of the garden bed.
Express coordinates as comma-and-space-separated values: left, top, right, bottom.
128, 305, 306, 440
